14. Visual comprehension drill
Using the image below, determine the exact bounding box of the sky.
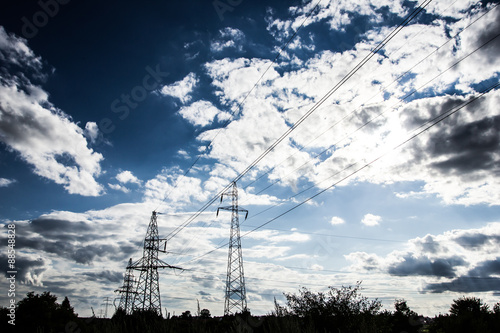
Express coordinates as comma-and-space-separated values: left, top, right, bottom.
1, 0, 500, 318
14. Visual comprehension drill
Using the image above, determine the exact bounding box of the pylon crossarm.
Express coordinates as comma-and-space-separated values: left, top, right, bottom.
157, 259, 184, 271
217, 206, 248, 214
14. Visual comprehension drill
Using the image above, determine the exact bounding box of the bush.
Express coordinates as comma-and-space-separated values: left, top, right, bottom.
282, 281, 389, 332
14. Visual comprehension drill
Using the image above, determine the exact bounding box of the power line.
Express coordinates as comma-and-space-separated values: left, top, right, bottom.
168, 26, 500, 264
240, 2, 500, 200
239, 82, 500, 242
158, 263, 500, 301
385, 0, 461, 60
231, 0, 434, 186
237, 28, 500, 218
165, 0, 434, 245
153, 0, 324, 213
240, 225, 406, 243
178, 79, 499, 267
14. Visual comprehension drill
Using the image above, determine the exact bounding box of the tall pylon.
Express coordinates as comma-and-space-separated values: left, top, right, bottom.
130, 211, 182, 316
114, 258, 137, 314
217, 182, 249, 315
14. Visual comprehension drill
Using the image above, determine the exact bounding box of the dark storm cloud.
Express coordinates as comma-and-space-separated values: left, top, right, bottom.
388, 255, 467, 278
428, 112, 500, 165
429, 115, 500, 174
360, 256, 379, 271
402, 96, 466, 130
415, 235, 443, 254
5, 217, 136, 265
473, 5, 500, 65
83, 270, 123, 284
426, 276, 500, 293
191, 274, 221, 289
15, 236, 121, 264
402, 94, 500, 179
425, 257, 500, 293
30, 218, 93, 235
0, 253, 47, 281
13, 233, 133, 265
39, 281, 84, 297
118, 244, 137, 258
468, 257, 500, 277
0, 99, 66, 149
455, 233, 500, 249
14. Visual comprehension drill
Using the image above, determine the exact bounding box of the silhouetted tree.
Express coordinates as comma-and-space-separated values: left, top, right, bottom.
428, 296, 497, 333
494, 302, 500, 315
450, 296, 489, 316
285, 281, 381, 317
271, 297, 288, 317
181, 310, 192, 320
200, 308, 211, 318
15, 291, 78, 332
283, 282, 388, 332
61, 296, 73, 312
391, 299, 422, 333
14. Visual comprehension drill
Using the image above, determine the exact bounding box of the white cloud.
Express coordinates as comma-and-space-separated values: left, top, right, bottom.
0, 178, 16, 187
0, 84, 104, 196
244, 229, 310, 243
177, 149, 190, 159
426, 0, 479, 18
179, 100, 230, 127
116, 170, 141, 185
195, 3, 500, 206
143, 167, 210, 209
0, 29, 104, 196
84, 122, 99, 143
361, 214, 381, 226
329, 216, 345, 225
267, 0, 406, 37
244, 244, 290, 259
238, 188, 282, 206
344, 223, 500, 294
160, 72, 198, 104
310, 264, 324, 271
211, 27, 245, 52
205, 57, 280, 104
344, 251, 382, 272
108, 171, 141, 193
108, 183, 130, 193
0, 26, 41, 70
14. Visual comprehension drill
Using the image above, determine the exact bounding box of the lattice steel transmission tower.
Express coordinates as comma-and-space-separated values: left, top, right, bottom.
130, 211, 182, 316
114, 258, 137, 314
217, 182, 249, 315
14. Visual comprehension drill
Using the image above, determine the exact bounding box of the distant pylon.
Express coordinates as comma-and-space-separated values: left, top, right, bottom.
114, 258, 137, 314
102, 297, 112, 318
130, 211, 183, 316
217, 181, 248, 315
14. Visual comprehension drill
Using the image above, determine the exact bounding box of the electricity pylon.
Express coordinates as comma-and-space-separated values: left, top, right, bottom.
101, 297, 112, 318
114, 258, 137, 314
130, 211, 182, 316
217, 181, 248, 315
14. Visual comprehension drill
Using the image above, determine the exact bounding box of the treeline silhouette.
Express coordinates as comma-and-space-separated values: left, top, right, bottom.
1, 282, 499, 332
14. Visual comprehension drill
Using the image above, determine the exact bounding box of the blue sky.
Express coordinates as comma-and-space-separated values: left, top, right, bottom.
1, 0, 500, 318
